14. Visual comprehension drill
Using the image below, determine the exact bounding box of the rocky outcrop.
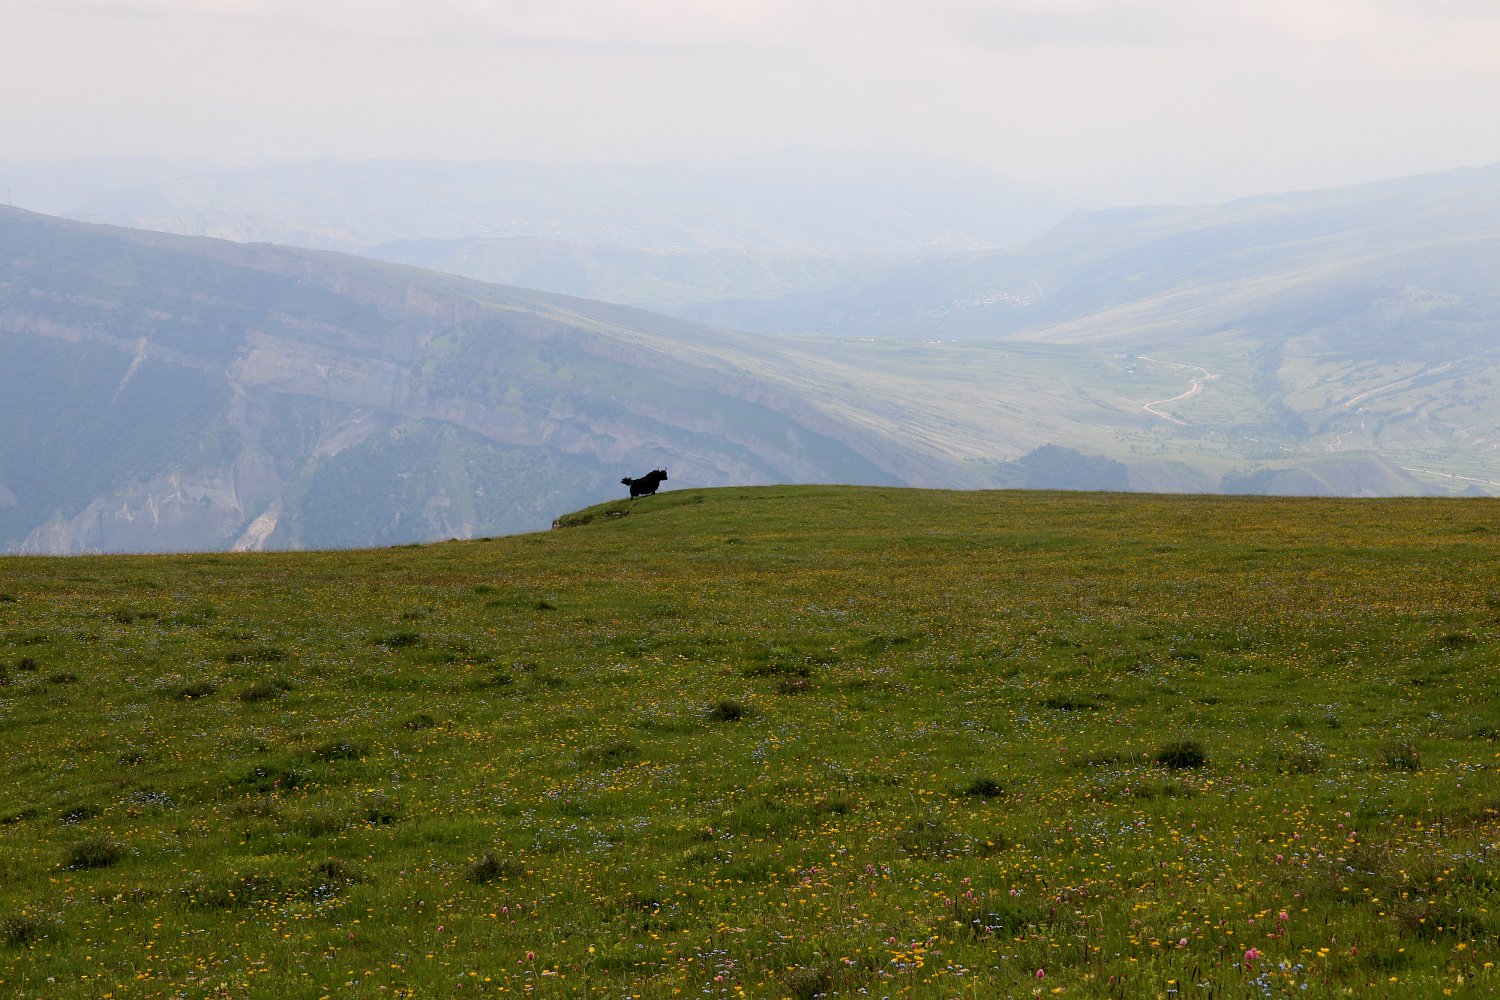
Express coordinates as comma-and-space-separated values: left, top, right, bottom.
18, 449, 281, 554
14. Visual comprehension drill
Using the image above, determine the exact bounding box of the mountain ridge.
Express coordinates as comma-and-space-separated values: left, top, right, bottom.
0, 206, 913, 553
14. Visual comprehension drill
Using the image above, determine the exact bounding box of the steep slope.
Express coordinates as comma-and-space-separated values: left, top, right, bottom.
0, 208, 910, 553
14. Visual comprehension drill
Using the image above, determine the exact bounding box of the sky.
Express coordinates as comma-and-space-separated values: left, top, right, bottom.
6, 0, 1500, 207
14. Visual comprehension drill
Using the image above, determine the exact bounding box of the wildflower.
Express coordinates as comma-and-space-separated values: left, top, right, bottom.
1036, 968, 1046, 979
1245, 947, 1260, 964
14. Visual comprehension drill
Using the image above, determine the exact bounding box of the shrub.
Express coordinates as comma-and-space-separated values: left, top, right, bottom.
242, 763, 303, 793
783, 963, 835, 999
1282, 744, 1326, 774
378, 631, 422, 649
175, 680, 218, 700
708, 699, 747, 722
1, 914, 42, 947
465, 851, 524, 884
239, 679, 291, 703
306, 859, 361, 900
1382, 740, 1422, 772
1080, 752, 1125, 769
314, 739, 369, 761
818, 794, 853, 815
1155, 739, 1207, 770
127, 790, 174, 810
962, 777, 1005, 799
469, 668, 515, 691
1438, 631, 1479, 648
401, 712, 437, 731
65, 837, 124, 869
293, 805, 347, 837
312, 858, 359, 886
59, 803, 100, 825
181, 870, 285, 910
896, 817, 951, 856
1118, 777, 1198, 800
362, 793, 401, 826
587, 740, 639, 765
1042, 695, 1097, 711
226, 645, 287, 663
743, 662, 811, 679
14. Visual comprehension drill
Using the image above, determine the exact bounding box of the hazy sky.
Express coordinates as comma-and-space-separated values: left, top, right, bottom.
7, 0, 1500, 206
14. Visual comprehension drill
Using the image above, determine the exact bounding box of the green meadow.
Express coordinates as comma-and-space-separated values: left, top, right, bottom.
2, 486, 1498, 998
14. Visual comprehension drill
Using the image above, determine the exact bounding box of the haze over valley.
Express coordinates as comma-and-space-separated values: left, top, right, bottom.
4, 152, 1500, 552
6, 1, 1500, 551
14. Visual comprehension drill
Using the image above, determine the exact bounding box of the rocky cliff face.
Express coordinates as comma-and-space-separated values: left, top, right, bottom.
18, 452, 278, 554
0, 208, 906, 553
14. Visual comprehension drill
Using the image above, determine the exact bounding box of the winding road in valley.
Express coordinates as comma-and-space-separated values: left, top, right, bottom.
1398, 466, 1500, 490
1139, 356, 1219, 425
1339, 361, 1455, 409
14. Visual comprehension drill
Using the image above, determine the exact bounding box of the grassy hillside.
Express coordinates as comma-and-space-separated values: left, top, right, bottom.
2, 487, 1498, 997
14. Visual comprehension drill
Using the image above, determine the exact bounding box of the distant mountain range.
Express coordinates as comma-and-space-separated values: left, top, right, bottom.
4, 159, 1499, 552
15, 153, 1064, 326
56, 152, 1071, 255
685, 162, 1500, 496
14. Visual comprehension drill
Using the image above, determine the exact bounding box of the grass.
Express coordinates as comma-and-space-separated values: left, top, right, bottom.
1, 485, 1499, 996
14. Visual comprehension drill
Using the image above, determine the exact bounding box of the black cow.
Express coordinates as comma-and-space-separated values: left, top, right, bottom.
621, 469, 668, 498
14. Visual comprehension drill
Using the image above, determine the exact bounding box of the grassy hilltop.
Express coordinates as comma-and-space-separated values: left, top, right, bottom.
1, 486, 1498, 997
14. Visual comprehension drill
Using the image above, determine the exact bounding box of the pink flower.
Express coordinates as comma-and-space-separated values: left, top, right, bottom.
1178, 937, 1189, 948
1278, 911, 1289, 922
1036, 968, 1046, 979
1244, 947, 1260, 964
